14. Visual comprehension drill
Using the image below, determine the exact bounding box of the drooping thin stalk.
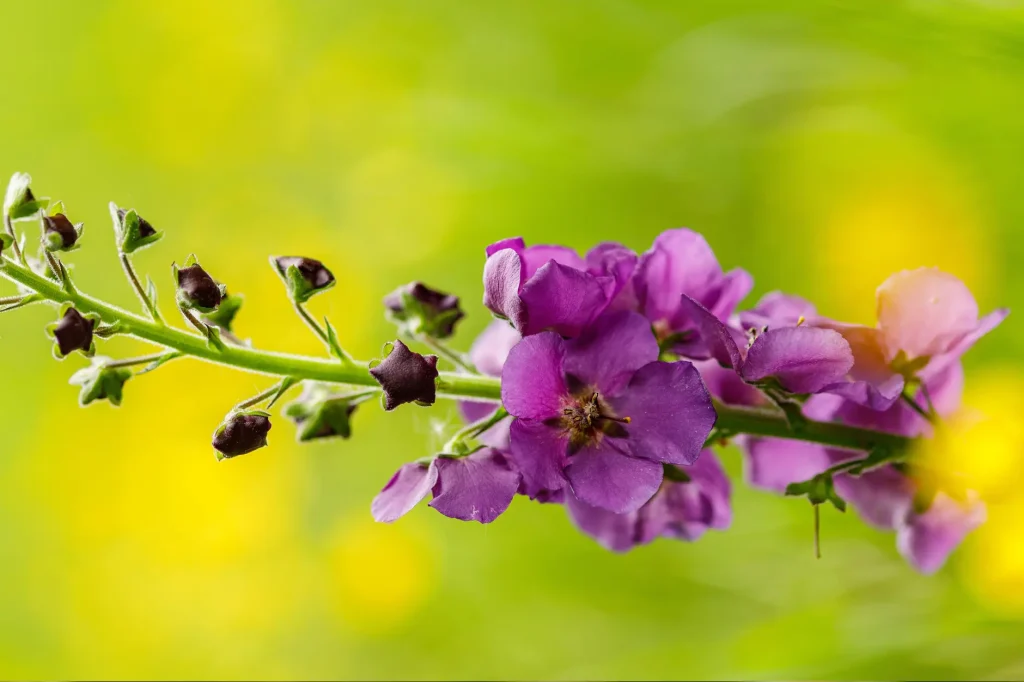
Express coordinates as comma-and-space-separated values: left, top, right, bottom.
0, 294, 25, 305
0, 255, 921, 453
119, 252, 163, 323
813, 504, 821, 560
234, 383, 286, 411
416, 334, 477, 373
445, 406, 509, 451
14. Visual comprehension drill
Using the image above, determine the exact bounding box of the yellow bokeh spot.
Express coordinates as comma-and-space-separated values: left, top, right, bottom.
328, 515, 437, 635
964, 498, 1024, 615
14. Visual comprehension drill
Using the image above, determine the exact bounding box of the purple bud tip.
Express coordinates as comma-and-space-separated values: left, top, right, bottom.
384, 282, 464, 338
117, 208, 156, 237
43, 213, 78, 249
368, 340, 439, 410
274, 256, 335, 290
213, 412, 272, 458
54, 307, 95, 356
176, 263, 223, 310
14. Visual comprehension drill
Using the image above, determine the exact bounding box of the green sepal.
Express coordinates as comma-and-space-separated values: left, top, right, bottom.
205, 323, 225, 351
323, 316, 352, 363
43, 221, 84, 253
663, 463, 692, 483
282, 382, 367, 442
267, 376, 300, 409
202, 293, 243, 331
137, 351, 183, 375
0, 232, 13, 254
69, 356, 133, 407
111, 203, 163, 254
271, 257, 336, 304
891, 350, 931, 380
0, 292, 42, 313
785, 473, 847, 512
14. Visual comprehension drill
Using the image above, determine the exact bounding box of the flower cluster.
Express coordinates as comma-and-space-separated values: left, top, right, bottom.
374, 229, 1006, 573
0, 170, 1009, 575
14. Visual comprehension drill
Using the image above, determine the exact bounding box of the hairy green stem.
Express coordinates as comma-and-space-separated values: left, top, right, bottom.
415, 334, 477, 373
0, 255, 918, 454
3, 215, 25, 264
119, 252, 162, 323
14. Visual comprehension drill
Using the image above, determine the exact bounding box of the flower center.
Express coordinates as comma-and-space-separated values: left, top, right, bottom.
556, 388, 630, 455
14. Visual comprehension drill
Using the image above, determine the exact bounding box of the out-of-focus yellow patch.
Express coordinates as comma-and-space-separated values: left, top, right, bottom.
919, 367, 1024, 501
964, 498, 1024, 615
328, 514, 437, 635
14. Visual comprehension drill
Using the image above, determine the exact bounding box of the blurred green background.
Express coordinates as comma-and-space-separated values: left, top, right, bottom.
1, 0, 1023, 678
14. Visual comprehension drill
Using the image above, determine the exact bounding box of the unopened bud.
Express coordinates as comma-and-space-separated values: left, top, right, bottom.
283, 382, 360, 441
43, 213, 82, 251
369, 340, 438, 411
384, 282, 464, 339
68, 356, 132, 406
111, 204, 162, 253
174, 257, 226, 312
272, 256, 335, 303
4, 172, 47, 220
49, 306, 96, 358
212, 410, 272, 459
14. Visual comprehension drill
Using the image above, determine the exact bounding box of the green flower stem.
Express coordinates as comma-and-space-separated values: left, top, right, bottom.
102, 352, 177, 369
0, 254, 918, 454
0, 256, 502, 402
119, 252, 163, 323
293, 301, 329, 346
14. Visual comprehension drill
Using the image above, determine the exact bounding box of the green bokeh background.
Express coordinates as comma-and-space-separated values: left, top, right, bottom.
1, 0, 1023, 678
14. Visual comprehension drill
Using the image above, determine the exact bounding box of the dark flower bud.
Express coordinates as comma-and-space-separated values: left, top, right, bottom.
49, 306, 96, 358
271, 256, 336, 303
283, 382, 359, 441
173, 256, 226, 312
110, 203, 162, 253
369, 340, 439, 410
212, 410, 272, 460
384, 282, 465, 339
69, 357, 132, 406
43, 213, 83, 251
4, 172, 47, 220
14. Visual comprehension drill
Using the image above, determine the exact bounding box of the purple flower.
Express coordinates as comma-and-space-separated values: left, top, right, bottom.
565, 450, 731, 551
634, 228, 753, 358
482, 237, 626, 337
371, 448, 521, 524
459, 320, 521, 448
503, 310, 717, 514
679, 295, 854, 395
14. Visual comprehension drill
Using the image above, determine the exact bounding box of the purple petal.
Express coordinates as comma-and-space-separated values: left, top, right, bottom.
635, 228, 724, 324
654, 452, 732, 541
876, 267, 980, 362
563, 310, 659, 396
518, 261, 611, 337
608, 361, 717, 466
565, 493, 643, 552
896, 494, 986, 574
739, 291, 818, 330
485, 237, 525, 257
508, 418, 570, 500
501, 332, 568, 420
482, 247, 526, 329
741, 327, 854, 394
371, 462, 438, 523
522, 244, 585, 279
429, 449, 521, 523
677, 294, 744, 368
587, 242, 640, 310
468, 319, 521, 378
565, 439, 663, 514
696, 359, 764, 407
741, 437, 831, 494
703, 268, 754, 321
833, 464, 913, 530
926, 308, 1009, 377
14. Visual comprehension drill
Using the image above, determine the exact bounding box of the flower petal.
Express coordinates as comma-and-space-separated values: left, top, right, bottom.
740, 437, 831, 494
485, 237, 525, 257
820, 324, 904, 410
501, 332, 568, 420
522, 244, 585, 278
703, 267, 754, 321
635, 228, 723, 324
371, 462, 438, 523
518, 261, 611, 336
833, 464, 913, 530
876, 267, 980, 361
508, 418, 570, 500
565, 439, 663, 514
741, 327, 854, 394
655, 452, 732, 541
677, 294, 744, 368
896, 493, 986, 575
482, 247, 526, 329
468, 319, 521, 378
565, 493, 642, 552
429, 449, 521, 523
563, 310, 659, 396
608, 360, 717, 466
739, 291, 817, 330
926, 307, 1009, 377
